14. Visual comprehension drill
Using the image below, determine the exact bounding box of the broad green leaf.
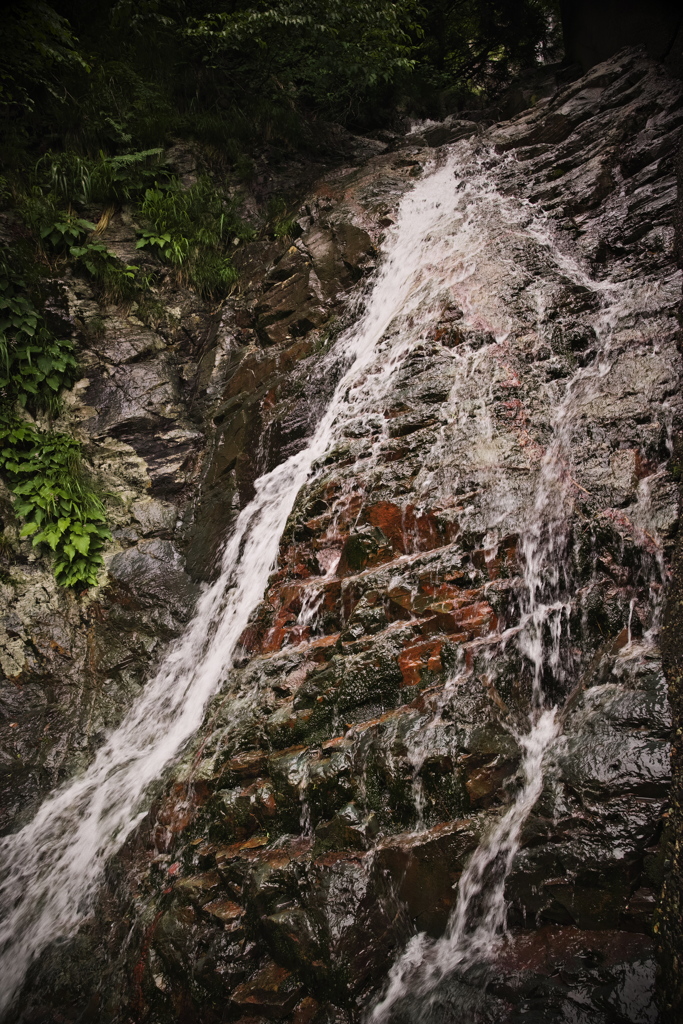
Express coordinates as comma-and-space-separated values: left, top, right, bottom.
71, 532, 90, 555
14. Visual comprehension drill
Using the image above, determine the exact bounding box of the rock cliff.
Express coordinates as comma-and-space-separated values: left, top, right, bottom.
1, 46, 683, 1024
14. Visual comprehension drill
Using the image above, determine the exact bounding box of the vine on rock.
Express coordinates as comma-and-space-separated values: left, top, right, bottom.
0, 421, 110, 588
0, 259, 111, 589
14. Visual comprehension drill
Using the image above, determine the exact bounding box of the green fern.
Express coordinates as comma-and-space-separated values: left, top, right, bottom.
0, 419, 111, 589
0, 259, 111, 589
136, 177, 252, 298
0, 263, 77, 411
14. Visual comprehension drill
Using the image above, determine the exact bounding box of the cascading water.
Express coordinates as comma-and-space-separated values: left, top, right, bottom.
369, 710, 560, 1024
1, 70, 678, 1020
365, 141, 677, 1022
0, 148, 500, 1019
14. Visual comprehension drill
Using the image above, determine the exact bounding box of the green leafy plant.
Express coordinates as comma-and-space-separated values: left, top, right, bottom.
136, 177, 251, 297
69, 241, 141, 302
19, 198, 144, 303
0, 264, 77, 410
134, 296, 166, 328
187, 0, 421, 122
266, 196, 298, 240
20, 193, 95, 251
0, 419, 110, 588
188, 250, 238, 295
415, 0, 562, 92
18, 188, 58, 237
0, 1, 89, 122
69, 240, 117, 273
83, 314, 106, 339
34, 150, 93, 206
0, 258, 112, 589
91, 148, 165, 202
136, 226, 188, 264
0, 175, 13, 209
33, 148, 165, 205
40, 211, 96, 250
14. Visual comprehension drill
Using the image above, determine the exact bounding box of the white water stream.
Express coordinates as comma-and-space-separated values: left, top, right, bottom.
0, 150, 500, 1018
370, 709, 559, 1023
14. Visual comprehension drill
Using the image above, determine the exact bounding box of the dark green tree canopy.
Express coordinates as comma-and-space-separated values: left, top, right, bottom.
0, 0, 561, 161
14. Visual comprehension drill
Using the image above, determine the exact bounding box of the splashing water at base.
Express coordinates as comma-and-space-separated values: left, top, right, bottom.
0, 148, 509, 1018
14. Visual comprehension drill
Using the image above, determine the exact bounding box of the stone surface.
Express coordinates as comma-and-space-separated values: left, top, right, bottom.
232, 962, 304, 1020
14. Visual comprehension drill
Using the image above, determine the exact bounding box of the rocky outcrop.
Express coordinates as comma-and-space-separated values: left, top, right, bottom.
3, 48, 683, 1024
0, 251, 216, 829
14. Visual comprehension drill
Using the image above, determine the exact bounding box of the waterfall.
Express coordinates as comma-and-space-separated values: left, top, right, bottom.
366, 146, 676, 1022
0, 149, 488, 1018
369, 710, 559, 1023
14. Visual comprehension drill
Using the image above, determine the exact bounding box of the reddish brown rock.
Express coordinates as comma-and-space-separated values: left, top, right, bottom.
201, 897, 245, 932
496, 925, 653, 975
398, 639, 443, 687
232, 962, 305, 1020
221, 750, 270, 780
463, 754, 518, 807
362, 501, 459, 554
291, 996, 320, 1024
376, 820, 482, 936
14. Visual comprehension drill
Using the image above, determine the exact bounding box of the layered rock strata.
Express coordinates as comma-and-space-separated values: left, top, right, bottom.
654, 125, 683, 1024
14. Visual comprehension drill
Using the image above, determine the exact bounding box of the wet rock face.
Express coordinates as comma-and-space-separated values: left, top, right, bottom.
392, 927, 660, 1023
0, 139, 416, 834
0, 269, 214, 831
6, 49, 683, 1024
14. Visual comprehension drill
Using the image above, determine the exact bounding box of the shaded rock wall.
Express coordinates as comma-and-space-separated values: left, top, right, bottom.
560, 0, 683, 74
6, 48, 682, 1024
0, 280, 211, 832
